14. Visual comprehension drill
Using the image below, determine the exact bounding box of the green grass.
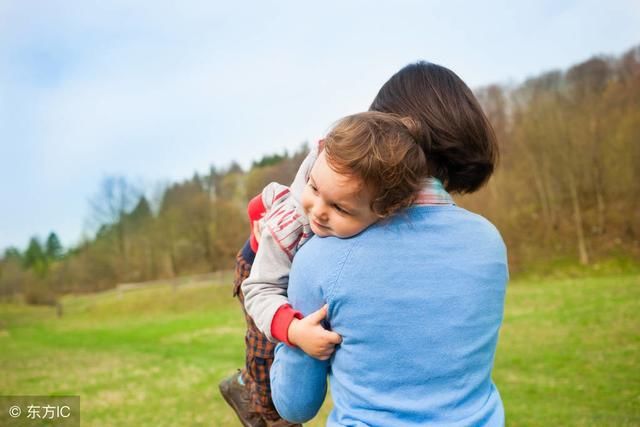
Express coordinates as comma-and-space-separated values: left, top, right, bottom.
0, 273, 638, 426
494, 274, 640, 426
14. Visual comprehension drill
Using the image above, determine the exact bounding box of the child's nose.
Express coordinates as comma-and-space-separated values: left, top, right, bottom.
313, 202, 329, 220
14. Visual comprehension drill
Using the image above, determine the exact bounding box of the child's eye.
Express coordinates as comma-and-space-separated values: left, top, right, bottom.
333, 204, 350, 215
308, 182, 318, 192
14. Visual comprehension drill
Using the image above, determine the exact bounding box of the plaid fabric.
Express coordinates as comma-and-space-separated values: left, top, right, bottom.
233, 243, 281, 421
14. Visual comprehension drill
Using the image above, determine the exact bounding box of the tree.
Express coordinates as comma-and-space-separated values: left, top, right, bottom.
121, 196, 155, 281
128, 196, 152, 223
23, 237, 48, 277
252, 151, 288, 168
0, 255, 24, 297
3, 247, 22, 261
45, 232, 64, 261
88, 176, 141, 280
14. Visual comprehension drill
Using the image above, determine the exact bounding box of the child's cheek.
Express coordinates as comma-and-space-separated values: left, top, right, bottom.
300, 188, 312, 215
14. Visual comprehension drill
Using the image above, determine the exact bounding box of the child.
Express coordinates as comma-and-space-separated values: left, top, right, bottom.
220, 61, 497, 427
221, 111, 453, 426
243, 111, 436, 359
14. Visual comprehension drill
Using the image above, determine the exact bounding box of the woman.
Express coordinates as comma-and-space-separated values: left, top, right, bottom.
270, 62, 508, 426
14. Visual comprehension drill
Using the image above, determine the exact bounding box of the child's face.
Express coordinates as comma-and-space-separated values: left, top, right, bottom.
301, 151, 379, 238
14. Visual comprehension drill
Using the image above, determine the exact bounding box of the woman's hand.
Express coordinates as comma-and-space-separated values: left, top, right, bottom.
287, 305, 342, 360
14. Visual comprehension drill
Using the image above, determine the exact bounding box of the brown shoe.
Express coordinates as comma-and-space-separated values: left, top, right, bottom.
219, 371, 266, 427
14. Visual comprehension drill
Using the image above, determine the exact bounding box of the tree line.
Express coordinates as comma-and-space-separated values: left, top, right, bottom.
0, 147, 309, 303
464, 45, 639, 270
1, 46, 638, 304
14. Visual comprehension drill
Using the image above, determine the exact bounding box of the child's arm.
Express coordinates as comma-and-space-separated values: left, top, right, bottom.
246, 202, 342, 359
242, 221, 342, 359
241, 219, 295, 342
242, 182, 311, 343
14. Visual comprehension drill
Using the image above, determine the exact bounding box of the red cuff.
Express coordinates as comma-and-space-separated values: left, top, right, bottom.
271, 304, 303, 346
247, 194, 267, 252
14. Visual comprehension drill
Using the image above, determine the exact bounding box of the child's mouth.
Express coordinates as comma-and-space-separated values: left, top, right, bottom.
311, 218, 330, 230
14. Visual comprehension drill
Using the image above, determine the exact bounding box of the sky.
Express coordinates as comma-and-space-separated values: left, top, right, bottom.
1, 0, 639, 252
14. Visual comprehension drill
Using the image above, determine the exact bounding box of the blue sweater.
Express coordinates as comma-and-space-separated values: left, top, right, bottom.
270, 205, 508, 426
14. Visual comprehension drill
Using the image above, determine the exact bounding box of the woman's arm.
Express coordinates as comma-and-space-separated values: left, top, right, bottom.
269, 232, 346, 421
270, 343, 329, 422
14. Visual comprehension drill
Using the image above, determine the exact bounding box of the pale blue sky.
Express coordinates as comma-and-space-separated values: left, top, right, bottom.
1, 0, 639, 252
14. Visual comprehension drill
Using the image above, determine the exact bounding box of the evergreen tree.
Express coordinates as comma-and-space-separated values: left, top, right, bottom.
3, 247, 22, 261
45, 232, 64, 260
129, 196, 153, 224
23, 237, 48, 277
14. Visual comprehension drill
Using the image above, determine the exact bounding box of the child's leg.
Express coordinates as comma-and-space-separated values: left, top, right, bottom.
232, 240, 287, 423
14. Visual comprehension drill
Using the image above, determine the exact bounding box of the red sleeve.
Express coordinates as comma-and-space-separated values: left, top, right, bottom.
271, 304, 304, 346
247, 194, 267, 252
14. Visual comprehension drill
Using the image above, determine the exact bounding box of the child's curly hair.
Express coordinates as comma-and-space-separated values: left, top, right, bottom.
323, 111, 428, 218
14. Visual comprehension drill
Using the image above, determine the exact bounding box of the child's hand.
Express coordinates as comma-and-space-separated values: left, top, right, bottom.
288, 305, 342, 360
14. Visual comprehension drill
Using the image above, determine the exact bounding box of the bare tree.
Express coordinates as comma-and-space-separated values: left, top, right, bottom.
87, 176, 141, 279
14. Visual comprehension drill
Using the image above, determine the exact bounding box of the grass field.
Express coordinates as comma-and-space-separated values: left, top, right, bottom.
1, 272, 639, 426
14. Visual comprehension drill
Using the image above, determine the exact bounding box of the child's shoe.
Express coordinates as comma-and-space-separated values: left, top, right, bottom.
219, 371, 266, 427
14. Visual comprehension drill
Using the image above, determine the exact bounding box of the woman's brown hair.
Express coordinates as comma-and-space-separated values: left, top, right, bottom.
323, 111, 427, 218
370, 61, 498, 194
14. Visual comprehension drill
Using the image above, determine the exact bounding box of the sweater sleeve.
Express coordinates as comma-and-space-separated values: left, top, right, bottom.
243, 180, 308, 341
247, 194, 267, 252
249, 182, 294, 253
241, 227, 293, 342
271, 344, 329, 423
269, 236, 334, 423
271, 304, 303, 345
269, 276, 329, 422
